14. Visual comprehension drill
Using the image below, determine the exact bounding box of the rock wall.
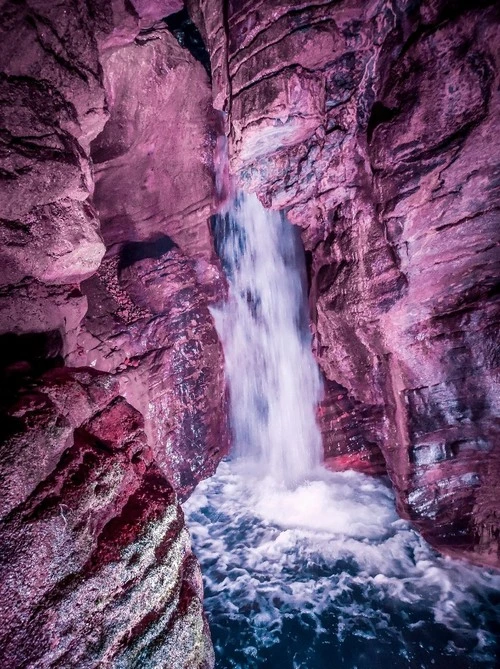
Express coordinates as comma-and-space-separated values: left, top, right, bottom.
191, 0, 500, 568
68, 19, 229, 499
1, 3, 498, 665
0, 1, 226, 665
0, 368, 213, 668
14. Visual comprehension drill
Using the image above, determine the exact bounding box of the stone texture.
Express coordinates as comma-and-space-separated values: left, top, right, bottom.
91, 26, 220, 280
66, 245, 229, 499
0, 368, 214, 668
71, 22, 230, 498
319, 378, 386, 476
194, 0, 500, 568
91, 0, 184, 51
0, 1, 107, 287
0, 0, 226, 664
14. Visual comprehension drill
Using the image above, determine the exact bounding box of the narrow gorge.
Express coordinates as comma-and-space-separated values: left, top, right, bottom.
0, 1, 498, 668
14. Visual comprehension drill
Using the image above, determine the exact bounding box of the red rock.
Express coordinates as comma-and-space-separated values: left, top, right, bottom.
91, 26, 218, 276
0, 280, 88, 340
84, 396, 145, 449
0, 369, 214, 667
319, 378, 386, 477
93, 0, 184, 51
0, 1, 223, 663
72, 21, 230, 498
67, 245, 230, 499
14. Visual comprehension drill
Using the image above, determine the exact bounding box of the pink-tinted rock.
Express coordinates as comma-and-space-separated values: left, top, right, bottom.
194, 0, 500, 567
91, 27, 219, 275
0, 0, 107, 290
0, 1, 226, 663
186, 0, 229, 111
1, 0, 229, 500
320, 378, 386, 477
1, 1, 107, 148
0, 199, 105, 286
0, 280, 88, 345
92, 0, 184, 51
0, 369, 214, 668
73, 23, 230, 498
67, 244, 230, 499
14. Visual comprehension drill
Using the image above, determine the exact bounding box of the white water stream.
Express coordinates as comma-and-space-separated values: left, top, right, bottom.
211, 191, 322, 486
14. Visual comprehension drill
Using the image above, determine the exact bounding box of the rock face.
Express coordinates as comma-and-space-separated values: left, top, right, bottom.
91, 27, 216, 266
67, 243, 229, 499
0, 368, 213, 668
2, 4, 499, 666
192, 0, 500, 568
69, 19, 230, 498
0, 1, 107, 289
0, 1, 226, 665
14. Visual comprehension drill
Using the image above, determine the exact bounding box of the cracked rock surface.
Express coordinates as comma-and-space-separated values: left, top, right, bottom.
0, 1, 223, 665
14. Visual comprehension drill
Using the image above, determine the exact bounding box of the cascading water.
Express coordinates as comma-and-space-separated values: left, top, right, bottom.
183, 139, 500, 668
211, 191, 322, 486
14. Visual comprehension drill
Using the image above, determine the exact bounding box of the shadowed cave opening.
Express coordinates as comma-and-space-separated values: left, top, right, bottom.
118, 236, 178, 270
165, 7, 212, 77
0, 330, 64, 396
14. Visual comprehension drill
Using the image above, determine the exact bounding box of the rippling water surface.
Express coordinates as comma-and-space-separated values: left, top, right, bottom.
184, 460, 500, 669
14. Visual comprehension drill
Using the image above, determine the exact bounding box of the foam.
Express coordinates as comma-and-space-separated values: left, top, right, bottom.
184, 461, 500, 667
201, 183, 500, 667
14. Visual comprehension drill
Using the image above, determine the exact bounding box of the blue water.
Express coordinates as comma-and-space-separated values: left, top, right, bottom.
184, 461, 500, 669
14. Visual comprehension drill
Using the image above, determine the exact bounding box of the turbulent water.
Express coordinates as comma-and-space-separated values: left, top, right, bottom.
185, 191, 500, 668
184, 462, 500, 668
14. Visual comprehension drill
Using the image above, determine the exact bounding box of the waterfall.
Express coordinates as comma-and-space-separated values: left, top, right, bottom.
183, 138, 500, 669
211, 191, 323, 486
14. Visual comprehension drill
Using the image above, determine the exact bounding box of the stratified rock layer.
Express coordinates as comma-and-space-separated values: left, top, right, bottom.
193, 0, 500, 568
69, 21, 230, 497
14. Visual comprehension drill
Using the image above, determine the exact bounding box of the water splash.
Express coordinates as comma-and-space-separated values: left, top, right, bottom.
184, 462, 500, 668
211, 191, 322, 486
187, 137, 500, 668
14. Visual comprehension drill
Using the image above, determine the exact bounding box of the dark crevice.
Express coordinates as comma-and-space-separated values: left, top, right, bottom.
366, 102, 397, 143
118, 236, 178, 271
164, 8, 211, 79
0, 330, 64, 405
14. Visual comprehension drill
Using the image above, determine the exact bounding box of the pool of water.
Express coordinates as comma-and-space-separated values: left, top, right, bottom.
183, 460, 500, 669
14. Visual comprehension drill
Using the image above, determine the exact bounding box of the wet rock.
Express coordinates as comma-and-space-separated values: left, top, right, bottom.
320, 378, 386, 476
0, 368, 214, 668
77, 23, 230, 498
67, 245, 229, 500
0, 0, 224, 663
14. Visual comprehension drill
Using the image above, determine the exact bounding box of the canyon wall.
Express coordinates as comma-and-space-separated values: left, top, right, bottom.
0, 1, 226, 665
190, 0, 500, 568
